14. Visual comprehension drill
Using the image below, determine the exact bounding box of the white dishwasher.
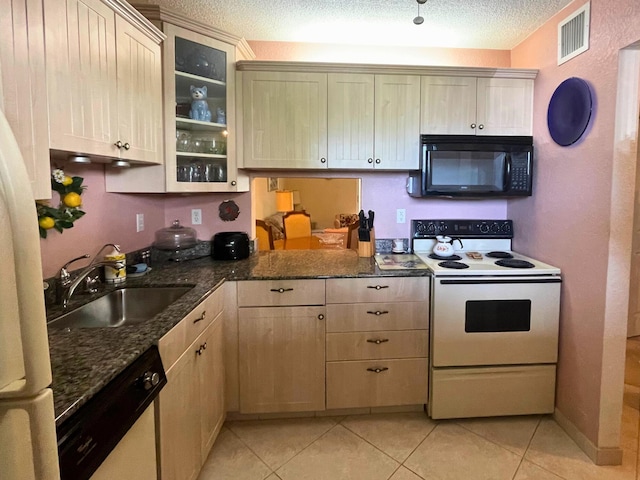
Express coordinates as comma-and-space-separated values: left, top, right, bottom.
57, 346, 166, 480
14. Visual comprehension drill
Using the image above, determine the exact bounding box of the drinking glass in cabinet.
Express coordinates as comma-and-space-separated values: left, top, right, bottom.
176, 130, 191, 152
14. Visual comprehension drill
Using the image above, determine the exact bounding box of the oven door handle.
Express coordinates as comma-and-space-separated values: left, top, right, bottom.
439, 278, 562, 285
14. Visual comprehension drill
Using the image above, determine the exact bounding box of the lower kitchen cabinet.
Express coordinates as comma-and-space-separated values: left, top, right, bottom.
325, 277, 430, 409
238, 305, 326, 413
156, 288, 225, 480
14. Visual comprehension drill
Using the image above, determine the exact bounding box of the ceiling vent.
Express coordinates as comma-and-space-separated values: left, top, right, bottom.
558, 2, 590, 65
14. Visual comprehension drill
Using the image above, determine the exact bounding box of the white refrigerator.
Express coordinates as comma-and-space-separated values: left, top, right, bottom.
0, 108, 60, 478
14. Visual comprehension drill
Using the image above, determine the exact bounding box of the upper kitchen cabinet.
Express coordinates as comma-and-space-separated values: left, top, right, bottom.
43, 0, 164, 164
241, 71, 328, 169
421, 75, 535, 136
106, 5, 254, 193
328, 73, 420, 170
0, 0, 50, 199
238, 62, 535, 170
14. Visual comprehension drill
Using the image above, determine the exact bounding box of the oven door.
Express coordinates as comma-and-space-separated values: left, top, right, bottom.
431, 276, 561, 367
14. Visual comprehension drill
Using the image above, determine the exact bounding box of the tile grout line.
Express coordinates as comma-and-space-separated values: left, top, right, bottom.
223, 423, 277, 476
517, 418, 570, 480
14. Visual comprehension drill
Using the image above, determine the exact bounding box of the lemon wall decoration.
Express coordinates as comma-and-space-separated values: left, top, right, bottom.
36, 168, 86, 238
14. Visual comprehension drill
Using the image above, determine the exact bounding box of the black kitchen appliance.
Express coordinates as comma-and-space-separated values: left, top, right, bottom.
212, 232, 250, 260
407, 135, 533, 198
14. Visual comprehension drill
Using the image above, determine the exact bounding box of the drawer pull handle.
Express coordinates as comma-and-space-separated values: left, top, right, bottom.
193, 311, 206, 324
366, 310, 389, 316
318, 314, 325, 320
366, 338, 389, 344
196, 342, 208, 356
270, 288, 294, 293
366, 367, 389, 373
367, 285, 389, 290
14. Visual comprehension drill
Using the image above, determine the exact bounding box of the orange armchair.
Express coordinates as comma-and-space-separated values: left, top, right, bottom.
282, 211, 312, 239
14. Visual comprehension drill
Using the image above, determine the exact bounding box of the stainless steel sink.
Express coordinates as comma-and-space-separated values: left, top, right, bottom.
49, 286, 193, 329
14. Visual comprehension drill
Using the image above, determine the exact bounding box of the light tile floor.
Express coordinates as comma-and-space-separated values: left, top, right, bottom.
198, 339, 640, 480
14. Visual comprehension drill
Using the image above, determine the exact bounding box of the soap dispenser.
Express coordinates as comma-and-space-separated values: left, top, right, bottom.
104, 244, 126, 283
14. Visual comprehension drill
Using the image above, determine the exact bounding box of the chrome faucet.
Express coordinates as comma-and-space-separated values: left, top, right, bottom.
57, 244, 125, 309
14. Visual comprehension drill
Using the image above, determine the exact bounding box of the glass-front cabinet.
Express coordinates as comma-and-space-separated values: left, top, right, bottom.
165, 23, 240, 192
105, 6, 250, 194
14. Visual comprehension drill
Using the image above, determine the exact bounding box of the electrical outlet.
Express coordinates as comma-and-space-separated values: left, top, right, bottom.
396, 208, 406, 224
136, 213, 144, 232
191, 209, 202, 225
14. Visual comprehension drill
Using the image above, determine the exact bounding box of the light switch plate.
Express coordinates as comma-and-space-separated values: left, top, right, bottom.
136, 213, 144, 232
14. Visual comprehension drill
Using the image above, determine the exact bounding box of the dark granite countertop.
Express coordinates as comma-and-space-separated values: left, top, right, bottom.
47, 249, 430, 426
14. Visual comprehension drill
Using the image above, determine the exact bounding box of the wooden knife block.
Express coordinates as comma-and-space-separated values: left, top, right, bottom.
358, 228, 375, 257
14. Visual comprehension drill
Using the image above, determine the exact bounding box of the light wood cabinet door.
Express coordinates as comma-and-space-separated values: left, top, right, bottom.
373, 75, 420, 170
327, 73, 374, 169
242, 71, 328, 169
420, 76, 477, 135
199, 312, 225, 460
157, 341, 201, 480
44, 0, 162, 163
114, 15, 162, 163
476, 78, 533, 136
238, 306, 325, 413
420, 76, 533, 136
0, 0, 51, 200
44, 0, 119, 158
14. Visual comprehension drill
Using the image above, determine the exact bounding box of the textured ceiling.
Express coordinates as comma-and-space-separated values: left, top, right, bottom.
170, 0, 575, 50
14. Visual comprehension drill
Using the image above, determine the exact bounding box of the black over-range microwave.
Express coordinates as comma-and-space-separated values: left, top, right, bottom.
407, 135, 533, 198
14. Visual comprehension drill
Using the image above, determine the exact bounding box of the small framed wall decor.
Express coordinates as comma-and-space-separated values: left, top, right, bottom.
267, 178, 279, 192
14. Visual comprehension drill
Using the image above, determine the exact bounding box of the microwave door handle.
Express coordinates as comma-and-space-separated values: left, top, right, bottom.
504, 153, 512, 191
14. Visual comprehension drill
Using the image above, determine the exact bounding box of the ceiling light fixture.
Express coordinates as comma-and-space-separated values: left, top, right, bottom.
413, 0, 427, 25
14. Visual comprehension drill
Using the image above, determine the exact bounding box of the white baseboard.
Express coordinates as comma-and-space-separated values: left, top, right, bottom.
553, 408, 623, 466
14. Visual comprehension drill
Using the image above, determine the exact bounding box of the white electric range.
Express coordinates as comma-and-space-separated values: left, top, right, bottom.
411, 219, 562, 420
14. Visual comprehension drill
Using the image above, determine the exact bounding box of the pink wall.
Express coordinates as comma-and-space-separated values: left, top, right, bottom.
248, 41, 511, 68
39, 162, 252, 278
510, 0, 640, 447
39, 163, 164, 278
163, 192, 252, 240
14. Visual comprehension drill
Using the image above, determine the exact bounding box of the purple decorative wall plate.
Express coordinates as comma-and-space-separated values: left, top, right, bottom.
547, 77, 593, 146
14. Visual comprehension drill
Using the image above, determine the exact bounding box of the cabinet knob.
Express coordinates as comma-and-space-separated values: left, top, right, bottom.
470, 123, 476, 129
140, 371, 160, 390
114, 140, 123, 149
231, 181, 237, 186
196, 346, 203, 355
193, 311, 206, 324
367, 158, 373, 164
366, 338, 389, 344
375, 158, 381, 164
478, 124, 484, 130
317, 314, 325, 320
366, 367, 389, 373
320, 158, 327, 163
123, 142, 131, 150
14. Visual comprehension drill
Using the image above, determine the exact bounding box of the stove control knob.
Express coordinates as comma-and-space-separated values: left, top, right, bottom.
501, 223, 512, 233
415, 222, 426, 234
141, 371, 160, 391
490, 223, 500, 233
479, 223, 489, 233
438, 223, 447, 233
